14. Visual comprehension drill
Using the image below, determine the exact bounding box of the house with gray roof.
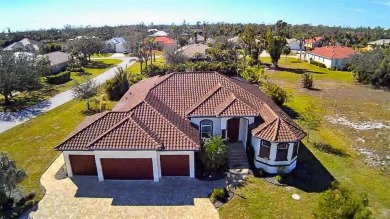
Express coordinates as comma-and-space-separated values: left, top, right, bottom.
46, 51, 70, 73
3, 38, 42, 52
367, 39, 390, 50
178, 44, 210, 61
105, 37, 127, 53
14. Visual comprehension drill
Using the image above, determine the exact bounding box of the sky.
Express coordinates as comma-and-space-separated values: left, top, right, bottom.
0, 0, 389, 31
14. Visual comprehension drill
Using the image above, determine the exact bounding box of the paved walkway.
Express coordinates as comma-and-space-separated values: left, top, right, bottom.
0, 57, 134, 134
28, 155, 222, 219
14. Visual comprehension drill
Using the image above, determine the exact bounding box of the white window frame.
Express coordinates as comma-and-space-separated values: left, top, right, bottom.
200, 120, 213, 139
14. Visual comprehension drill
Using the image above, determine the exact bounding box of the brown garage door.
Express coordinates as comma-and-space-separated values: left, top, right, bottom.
69, 155, 97, 176
101, 158, 153, 180
160, 155, 189, 176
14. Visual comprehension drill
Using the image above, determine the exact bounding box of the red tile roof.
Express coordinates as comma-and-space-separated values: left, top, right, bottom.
56, 72, 306, 151
155, 36, 175, 45
308, 46, 358, 59
305, 36, 323, 44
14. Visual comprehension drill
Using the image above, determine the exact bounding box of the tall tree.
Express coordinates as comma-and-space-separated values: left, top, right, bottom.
0, 52, 50, 105
265, 31, 287, 68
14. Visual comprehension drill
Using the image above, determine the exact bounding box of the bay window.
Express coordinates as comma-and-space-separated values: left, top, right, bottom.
259, 140, 271, 159
275, 143, 289, 161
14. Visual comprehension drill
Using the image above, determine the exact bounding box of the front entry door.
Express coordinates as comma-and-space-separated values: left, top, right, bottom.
227, 118, 240, 143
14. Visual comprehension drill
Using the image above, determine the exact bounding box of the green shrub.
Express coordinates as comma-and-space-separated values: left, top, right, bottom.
142, 64, 168, 77
210, 188, 227, 203
275, 175, 283, 183
262, 81, 288, 106
46, 71, 71, 85
309, 58, 326, 68
314, 181, 371, 219
201, 135, 228, 172
301, 72, 314, 89
240, 66, 267, 84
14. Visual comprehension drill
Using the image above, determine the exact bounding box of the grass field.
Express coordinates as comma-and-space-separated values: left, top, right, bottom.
220, 57, 390, 219
91, 53, 114, 58
0, 59, 121, 112
0, 100, 87, 200
126, 56, 165, 74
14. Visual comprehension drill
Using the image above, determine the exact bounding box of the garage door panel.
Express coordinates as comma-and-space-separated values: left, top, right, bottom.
160, 155, 189, 176
69, 155, 97, 176
101, 158, 153, 180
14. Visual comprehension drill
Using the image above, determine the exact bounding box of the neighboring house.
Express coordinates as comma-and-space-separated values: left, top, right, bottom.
149, 31, 168, 37
305, 46, 358, 69
46, 51, 70, 73
105, 37, 127, 53
367, 39, 390, 50
228, 36, 240, 44
178, 44, 210, 60
3, 38, 42, 52
286, 38, 304, 51
55, 72, 306, 182
304, 36, 323, 49
189, 35, 205, 44
155, 36, 175, 49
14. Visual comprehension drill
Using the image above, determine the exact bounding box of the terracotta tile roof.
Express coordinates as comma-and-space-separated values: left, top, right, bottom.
56, 71, 305, 151
252, 117, 306, 142
155, 36, 175, 45
305, 36, 323, 44
308, 46, 358, 59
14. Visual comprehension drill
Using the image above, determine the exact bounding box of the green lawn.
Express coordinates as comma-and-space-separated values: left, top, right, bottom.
220, 57, 390, 219
127, 57, 165, 74
91, 53, 114, 58
0, 100, 87, 200
0, 59, 121, 111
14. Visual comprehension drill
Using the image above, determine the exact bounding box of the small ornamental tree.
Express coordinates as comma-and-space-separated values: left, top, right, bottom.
314, 181, 371, 219
72, 78, 99, 111
201, 135, 228, 173
282, 45, 291, 62
301, 72, 314, 89
301, 103, 322, 141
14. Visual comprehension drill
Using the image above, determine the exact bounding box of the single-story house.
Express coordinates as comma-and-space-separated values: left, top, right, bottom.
105, 37, 127, 53
155, 36, 175, 49
46, 51, 70, 73
304, 36, 322, 49
178, 44, 210, 61
305, 46, 358, 69
286, 38, 304, 51
366, 39, 390, 50
149, 31, 168, 37
55, 72, 306, 182
3, 38, 42, 52
189, 35, 205, 44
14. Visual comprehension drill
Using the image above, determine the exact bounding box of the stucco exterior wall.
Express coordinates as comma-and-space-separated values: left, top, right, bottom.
251, 137, 299, 173
63, 150, 195, 182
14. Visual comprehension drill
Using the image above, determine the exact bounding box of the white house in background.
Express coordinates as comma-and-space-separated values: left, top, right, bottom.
305, 46, 358, 69
189, 35, 205, 44
55, 72, 306, 182
367, 39, 390, 51
149, 31, 168, 37
3, 38, 42, 52
105, 37, 127, 53
286, 38, 304, 51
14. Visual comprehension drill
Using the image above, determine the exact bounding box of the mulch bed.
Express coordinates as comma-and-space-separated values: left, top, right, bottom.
197, 170, 227, 181
212, 190, 234, 208
263, 176, 288, 186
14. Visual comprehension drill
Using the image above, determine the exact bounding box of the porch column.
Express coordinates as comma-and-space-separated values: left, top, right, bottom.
94, 156, 104, 181
63, 152, 73, 177
152, 155, 159, 182
189, 151, 195, 178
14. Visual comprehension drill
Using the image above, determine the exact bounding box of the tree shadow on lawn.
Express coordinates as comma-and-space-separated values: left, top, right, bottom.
276, 67, 326, 75
281, 105, 300, 119
287, 143, 335, 193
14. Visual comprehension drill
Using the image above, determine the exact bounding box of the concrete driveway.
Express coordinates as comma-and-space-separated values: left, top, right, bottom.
28, 155, 223, 219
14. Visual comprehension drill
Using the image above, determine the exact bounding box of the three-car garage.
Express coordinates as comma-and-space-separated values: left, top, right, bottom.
65, 151, 194, 182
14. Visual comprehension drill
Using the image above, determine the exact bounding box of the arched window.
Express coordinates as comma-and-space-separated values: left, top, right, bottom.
200, 120, 213, 138
275, 143, 289, 161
